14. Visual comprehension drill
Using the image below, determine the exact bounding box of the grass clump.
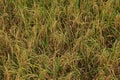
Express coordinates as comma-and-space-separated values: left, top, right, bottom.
0, 0, 120, 80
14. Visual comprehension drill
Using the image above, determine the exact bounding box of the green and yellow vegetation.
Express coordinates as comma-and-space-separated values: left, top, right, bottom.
0, 0, 120, 80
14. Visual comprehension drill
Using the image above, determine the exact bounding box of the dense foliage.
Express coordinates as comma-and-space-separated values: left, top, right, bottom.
0, 0, 120, 79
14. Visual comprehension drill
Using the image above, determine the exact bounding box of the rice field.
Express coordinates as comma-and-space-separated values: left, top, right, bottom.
0, 0, 120, 80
